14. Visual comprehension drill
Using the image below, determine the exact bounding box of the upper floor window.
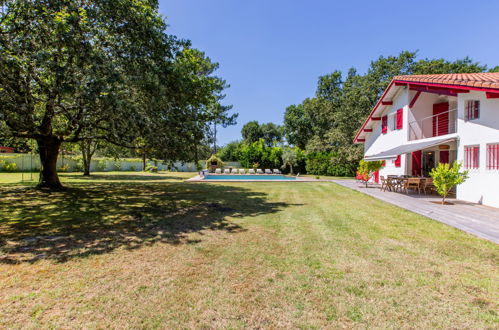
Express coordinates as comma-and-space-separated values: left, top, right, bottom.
381, 116, 388, 134
464, 145, 479, 169
465, 100, 480, 121
487, 143, 499, 170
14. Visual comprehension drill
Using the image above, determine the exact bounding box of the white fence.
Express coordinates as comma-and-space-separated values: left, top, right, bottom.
0, 153, 241, 172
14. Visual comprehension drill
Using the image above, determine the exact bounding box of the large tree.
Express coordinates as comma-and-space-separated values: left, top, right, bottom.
0, 0, 234, 188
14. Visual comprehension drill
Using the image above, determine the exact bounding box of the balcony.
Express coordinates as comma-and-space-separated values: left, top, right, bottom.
408, 108, 457, 141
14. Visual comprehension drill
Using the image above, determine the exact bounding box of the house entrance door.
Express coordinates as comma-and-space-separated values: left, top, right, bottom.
423, 151, 435, 177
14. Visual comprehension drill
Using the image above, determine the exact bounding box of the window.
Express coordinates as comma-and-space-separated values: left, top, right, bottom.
465, 100, 480, 121
393, 155, 401, 167
396, 109, 403, 130
381, 116, 388, 134
464, 145, 479, 169
487, 143, 499, 170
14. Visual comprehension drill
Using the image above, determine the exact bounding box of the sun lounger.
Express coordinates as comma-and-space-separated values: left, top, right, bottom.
248, 169, 255, 174
215, 168, 221, 174
273, 169, 281, 174
257, 169, 264, 174
224, 168, 230, 174
265, 169, 272, 174
239, 169, 245, 174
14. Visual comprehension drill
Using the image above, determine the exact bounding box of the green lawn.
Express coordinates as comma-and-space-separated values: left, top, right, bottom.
0, 172, 497, 328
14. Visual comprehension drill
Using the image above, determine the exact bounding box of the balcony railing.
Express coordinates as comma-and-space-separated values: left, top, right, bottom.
408, 109, 457, 141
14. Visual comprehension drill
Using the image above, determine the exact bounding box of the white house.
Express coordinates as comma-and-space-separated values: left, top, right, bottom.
354, 73, 499, 208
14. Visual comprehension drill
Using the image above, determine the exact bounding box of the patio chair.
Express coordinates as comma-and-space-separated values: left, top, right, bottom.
404, 178, 422, 195
265, 169, 272, 174
273, 169, 281, 174
256, 169, 264, 174
215, 168, 222, 174
379, 176, 387, 191
424, 178, 436, 195
248, 169, 255, 174
239, 169, 245, 174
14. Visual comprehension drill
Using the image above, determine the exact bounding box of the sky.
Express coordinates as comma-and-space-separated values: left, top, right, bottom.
158, 0, 499, 145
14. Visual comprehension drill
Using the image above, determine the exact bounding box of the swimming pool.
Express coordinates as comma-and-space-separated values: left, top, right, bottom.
203, 174, 297, 181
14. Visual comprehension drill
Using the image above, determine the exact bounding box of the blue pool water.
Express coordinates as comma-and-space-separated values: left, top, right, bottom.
203, 174, 297, 181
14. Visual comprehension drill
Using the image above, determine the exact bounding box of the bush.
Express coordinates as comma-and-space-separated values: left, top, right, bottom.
145, 165, 158, 173
430, 162, 469, 204
113, 162, 122, 171
1, 161, 18, 172
306, 152, 356, 177
96, 160, 107, 171
58, 164, 70, 172
130, 165, 137, 171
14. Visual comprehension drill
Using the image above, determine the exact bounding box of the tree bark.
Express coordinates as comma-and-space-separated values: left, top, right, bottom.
80, 140, 96, 176
142, 152, 146, 171
36, 135, 63, 189
290, 164, 293, 175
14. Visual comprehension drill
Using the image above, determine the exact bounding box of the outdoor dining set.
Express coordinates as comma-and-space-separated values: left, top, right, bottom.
380, 175, 436, 195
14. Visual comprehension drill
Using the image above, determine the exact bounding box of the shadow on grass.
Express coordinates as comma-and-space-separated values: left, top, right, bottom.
0, 182, 297, 264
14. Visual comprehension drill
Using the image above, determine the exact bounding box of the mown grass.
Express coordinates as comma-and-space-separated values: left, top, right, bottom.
0, 172, 497, 328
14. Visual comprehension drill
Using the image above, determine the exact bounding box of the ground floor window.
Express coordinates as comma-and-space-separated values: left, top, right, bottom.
464, 145, 480, 169
487, 143, 499, 170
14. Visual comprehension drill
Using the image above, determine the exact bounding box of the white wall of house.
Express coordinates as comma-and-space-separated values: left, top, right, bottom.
364, 89, 409, 179
362, 87, 499, 208
456, 91, 499, 208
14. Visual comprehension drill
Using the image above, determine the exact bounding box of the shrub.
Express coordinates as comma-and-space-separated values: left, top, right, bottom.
306, 152, 357, 177
130, 165, 137, 171
1, 161, 18, 172
145, 165, 158, 173
96, 160, 107, 171
113, 162, 122, 171
357, 159, 383, 187
58, 164, 70, 172
430, 162, 469, 204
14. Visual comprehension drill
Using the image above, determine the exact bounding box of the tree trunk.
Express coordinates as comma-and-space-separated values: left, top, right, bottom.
36, 136, 63, 189
290, 164, 293, 175
142, 152, 146, 171
81, 140, 92, 176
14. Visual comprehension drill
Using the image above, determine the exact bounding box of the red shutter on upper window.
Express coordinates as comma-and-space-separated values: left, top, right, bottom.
394, 155, 401, 167
396, 109, 403, 130
381, 116, 388, 134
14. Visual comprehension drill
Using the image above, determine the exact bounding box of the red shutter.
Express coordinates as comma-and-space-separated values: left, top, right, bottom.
396, 109, 403, 130
440, 151, 449, 164
381, 160, 386, 167
432, 102, 449, 136
464, 145, 480, 169
411, 151, 422, 176
487, 144, 499, 170
394, 155, 401, 167
381, 116, 388, 134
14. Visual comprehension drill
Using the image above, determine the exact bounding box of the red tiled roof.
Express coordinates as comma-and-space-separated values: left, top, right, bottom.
393, 72, 499, 89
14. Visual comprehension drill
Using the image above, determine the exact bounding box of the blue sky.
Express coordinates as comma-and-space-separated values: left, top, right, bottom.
158, 0, 499, 145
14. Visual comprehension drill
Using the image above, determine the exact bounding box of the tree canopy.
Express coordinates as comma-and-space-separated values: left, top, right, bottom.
0, 0, 235, 188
